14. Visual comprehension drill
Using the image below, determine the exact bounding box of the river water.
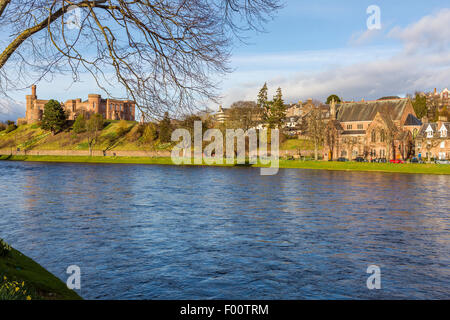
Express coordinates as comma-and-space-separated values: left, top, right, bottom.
0, 161, 449, 299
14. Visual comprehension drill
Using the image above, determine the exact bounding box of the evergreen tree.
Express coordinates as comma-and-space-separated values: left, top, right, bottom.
412, 93, 427, 119
72, 114, 86, 134
41, 99, 67, 134
270, 87, 286, 128
159, 112, 172, 143
258, 83, 271, 126
326, 94, 341, 104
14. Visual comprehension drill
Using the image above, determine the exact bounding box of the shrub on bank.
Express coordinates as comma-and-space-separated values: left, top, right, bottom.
0, 239, 11, 257
5, 123, 17, 133
0, 276, 32, 300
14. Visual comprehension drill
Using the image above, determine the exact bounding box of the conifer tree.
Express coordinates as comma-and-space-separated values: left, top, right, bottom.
159, 112, 172, 143
41, 99, 67, 134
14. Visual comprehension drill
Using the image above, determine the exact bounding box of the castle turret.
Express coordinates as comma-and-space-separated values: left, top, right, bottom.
25, 85, 38, 123
88, 94, 101, 114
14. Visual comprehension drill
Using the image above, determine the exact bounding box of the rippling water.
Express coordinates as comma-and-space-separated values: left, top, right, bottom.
0, 161, 449, 299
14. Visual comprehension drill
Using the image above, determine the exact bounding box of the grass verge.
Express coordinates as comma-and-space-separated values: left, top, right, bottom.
1, 154, 449, 175
0, 245, 81, 300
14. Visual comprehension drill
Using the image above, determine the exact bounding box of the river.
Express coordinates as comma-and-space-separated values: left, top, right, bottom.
0, 161, 449, 299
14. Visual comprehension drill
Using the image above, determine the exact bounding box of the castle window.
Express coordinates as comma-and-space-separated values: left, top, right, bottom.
347, 124, 352, 130
380, 130, 385, 142
440, 141, 445, 148
357, 124, 363, 129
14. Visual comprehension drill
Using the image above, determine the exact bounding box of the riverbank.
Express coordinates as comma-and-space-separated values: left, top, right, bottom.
1, 154, 449, 175
0, 242, 81, 300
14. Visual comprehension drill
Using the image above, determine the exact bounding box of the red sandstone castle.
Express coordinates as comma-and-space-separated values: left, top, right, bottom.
17, 85, 135, 125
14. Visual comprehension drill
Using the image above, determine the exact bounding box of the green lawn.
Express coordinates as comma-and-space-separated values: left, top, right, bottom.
275, 160, 450, 175
1, 155, 449, 175
280, 138, 317, 150
0, 245, 81, 300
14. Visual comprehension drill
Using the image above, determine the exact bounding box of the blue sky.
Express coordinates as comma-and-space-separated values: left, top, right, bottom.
1, 0, 450, 120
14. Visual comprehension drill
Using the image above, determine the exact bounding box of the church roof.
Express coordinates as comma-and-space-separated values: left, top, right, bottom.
337, 99, 409, 122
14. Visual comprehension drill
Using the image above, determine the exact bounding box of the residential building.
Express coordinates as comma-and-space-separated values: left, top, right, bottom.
415, 116, 450, 160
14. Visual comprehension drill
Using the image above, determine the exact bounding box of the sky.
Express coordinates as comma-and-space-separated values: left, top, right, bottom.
1, 0, 450, 121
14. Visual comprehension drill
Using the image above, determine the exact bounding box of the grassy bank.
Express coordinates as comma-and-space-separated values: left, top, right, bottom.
1, 154, 449, 175
0, 242, 81, 300
0, 122, 312, 153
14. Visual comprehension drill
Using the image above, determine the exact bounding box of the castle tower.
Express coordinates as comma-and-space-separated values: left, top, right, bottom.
25, 85, 38, 123
88, 94, 101, 115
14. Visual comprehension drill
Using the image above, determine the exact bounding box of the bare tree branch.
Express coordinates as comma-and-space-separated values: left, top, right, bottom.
0, 0, 281, 118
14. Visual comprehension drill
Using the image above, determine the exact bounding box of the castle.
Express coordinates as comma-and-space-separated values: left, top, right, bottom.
17, 85, 135, 125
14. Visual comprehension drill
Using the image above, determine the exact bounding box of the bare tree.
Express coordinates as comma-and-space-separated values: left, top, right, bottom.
225, 100, 262, 131
324, 123, 340, 161
0, 0, 281, 118
86, 113, 104, 156
305, 107, 326, 160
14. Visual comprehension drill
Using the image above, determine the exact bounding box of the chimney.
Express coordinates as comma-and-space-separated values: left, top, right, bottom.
31, 84, 36, 97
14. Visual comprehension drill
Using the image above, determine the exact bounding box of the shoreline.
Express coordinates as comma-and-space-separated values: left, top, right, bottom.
1, 154, 449, 175
0, 243, 82, 300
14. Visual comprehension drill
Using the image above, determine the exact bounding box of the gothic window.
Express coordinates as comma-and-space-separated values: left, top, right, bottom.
380, 130, 385, 142
371, 130, 376, 143
347, 124, 352, 130
357, 124, 363, 129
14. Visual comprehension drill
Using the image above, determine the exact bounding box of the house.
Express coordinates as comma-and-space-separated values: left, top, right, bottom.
324, 98, 422, 160
415, 116, 450, 160
17, 85, 135, 125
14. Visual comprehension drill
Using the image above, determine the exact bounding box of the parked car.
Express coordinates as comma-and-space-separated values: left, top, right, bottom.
435, 159, 450, 164
410, 157, 424, 164
378, 158, 387, 163
390, 159, 405, 164
337, 157, 349, 162
354, 157, 367, 162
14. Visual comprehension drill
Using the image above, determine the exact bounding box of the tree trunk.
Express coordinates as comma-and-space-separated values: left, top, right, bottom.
314, 140, 318, 160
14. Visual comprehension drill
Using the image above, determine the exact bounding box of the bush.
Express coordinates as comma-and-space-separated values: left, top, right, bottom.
141, 123, 158, 145
0, 276, 32, 300
0, 239, 12, 257
5, 124, 17, 133
117, 120, 128, 136
72, 114, 86, 134
0, 123, 6, 131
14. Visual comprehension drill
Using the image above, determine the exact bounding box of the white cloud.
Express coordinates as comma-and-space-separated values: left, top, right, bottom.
0, 99, 25, 122
217, 9, 450, 108
388, 8, 450, 53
